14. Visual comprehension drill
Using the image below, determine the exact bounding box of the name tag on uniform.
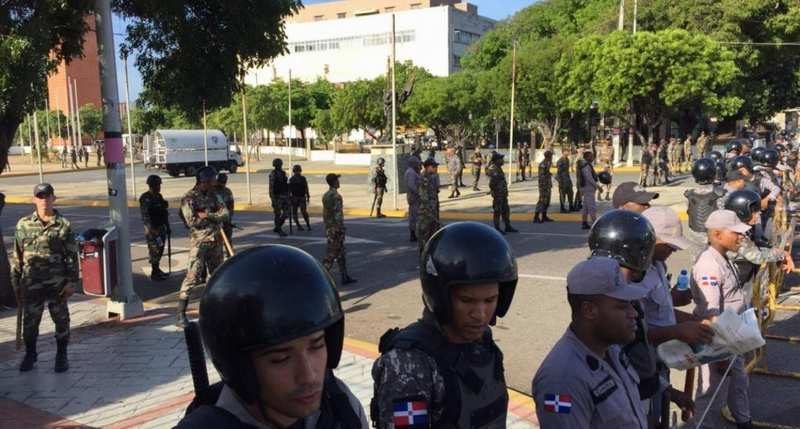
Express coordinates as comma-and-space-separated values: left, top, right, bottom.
590, 375, 618, 404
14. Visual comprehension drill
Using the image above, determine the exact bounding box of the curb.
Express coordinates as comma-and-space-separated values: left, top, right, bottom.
1, 165, 107, 178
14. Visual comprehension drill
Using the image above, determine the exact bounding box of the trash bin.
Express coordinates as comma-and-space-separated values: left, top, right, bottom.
79, 227, 117, 296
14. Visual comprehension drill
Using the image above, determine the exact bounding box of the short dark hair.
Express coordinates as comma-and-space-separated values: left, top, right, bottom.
567, 293, 600, 318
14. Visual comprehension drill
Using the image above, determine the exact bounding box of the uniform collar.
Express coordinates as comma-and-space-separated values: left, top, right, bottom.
564, 326, 609, 364
30, 209, 62, 225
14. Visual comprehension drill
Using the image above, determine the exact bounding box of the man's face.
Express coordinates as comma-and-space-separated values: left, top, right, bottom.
652, 242, 677, 262
621, 201, 650, 213
332, 178, 340, 189
33, 194, 55, 213
250, 331, 328, 427
151, 182, 161, 194
445, 282, 499, 344
738, 167, 751, 177
741, 145, 752, 155
727, 179, 745, 191
710, 228, 744, 252
583, 295, 639, 345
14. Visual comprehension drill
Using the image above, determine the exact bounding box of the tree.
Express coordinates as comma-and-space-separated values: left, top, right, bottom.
79, 103, 103, 140
330, 79, 385, 141
557, 29, 743, 144
0, 1, 94, 172
115, 0, 302, 120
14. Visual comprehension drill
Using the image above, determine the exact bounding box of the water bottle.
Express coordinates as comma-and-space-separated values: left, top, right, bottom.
676, 269, 690, 291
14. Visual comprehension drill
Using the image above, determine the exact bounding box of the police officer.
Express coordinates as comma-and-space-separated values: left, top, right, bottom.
216, 173, 235, 242
405, 156, 422, 242
556, 151, 574, 212
322, 173, 356, 285
446, 147, 462, 199
139, 175, 170, 281
175, 245, 369, 428
597, 170, 612, 201
470, 148, 483, 191
684, 134, 695, 169
684, 158, 726, 249
725, 140, 743, 167
518, 143, 530, 181
12, 184, 78, 372
487, 152, 518, 234
532, 257, 648, 428
639, 144, 654, 187
372, 158, 388, 217
688, 210, 755, 429
178, 167, 230, 327
289, 165, 312, 230
753, 148, 782, 239
533, 150, 554, 223
371, 222, 517, 429
578, 151, 598, 230
611, 181, 658, 213
417, 158, 442, 253
268, 158, 290, 237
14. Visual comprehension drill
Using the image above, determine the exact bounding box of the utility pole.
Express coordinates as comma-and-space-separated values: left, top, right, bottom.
73, 78, 84, 148
122, 53, 136, 197
55, 95, 62, 147
633, 0, 638, 34
44, 97, 52, 147
391, 14, 398, 210
508, 41, 517, 184
94, 0, 143, 319
241, 83, 252, 205
68, 79, 79, 152
618, 0, 625, 31
33, 110, 43, 182
26, 114, 34, 165
203, 100, 208, 166
288, 69, 293, 167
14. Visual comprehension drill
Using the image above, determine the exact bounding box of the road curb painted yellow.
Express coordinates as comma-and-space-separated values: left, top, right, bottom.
1, 165, 107, 178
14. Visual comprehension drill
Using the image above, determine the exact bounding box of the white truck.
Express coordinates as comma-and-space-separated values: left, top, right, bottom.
144, 129, 244, 177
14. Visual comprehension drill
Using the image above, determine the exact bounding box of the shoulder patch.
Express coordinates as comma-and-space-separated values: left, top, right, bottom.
392, 396, 428, 428
543, 394, 572, 414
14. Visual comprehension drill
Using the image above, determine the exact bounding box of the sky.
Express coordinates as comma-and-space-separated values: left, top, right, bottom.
116, 0, 537, 103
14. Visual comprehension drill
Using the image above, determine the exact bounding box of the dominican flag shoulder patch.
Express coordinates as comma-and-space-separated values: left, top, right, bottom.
701, 276, 719, 286
392, 396, 429, 428
544, 393, 572, 414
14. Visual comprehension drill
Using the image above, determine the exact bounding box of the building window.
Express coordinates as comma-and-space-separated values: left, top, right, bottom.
314, 15, 324, 21
288, 30, 416, 54
337, 12, 346, 19
453, 29, 480, 45
385, 7, 395, 12
410, 3, 421, 9
453, 54, 462, 70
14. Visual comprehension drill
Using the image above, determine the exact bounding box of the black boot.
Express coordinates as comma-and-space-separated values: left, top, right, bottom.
295, 223, 305, 231
410, 231, 417, 242
581, 221, 591, 230
274, 227, 287, 237
505, 225, 518, 233
305, 222, 312, 231
54, 339, 69, 373
736, 421, 754, 429
176, 299, 189, 328
532, 212, 542, 223
151, 264, 167, 281
19, 340, 37, 372
376, 209, 386, 218
341, 269, 357, 285
542, 213, 554, 222
494, 222, 506, 234
560, 204, 568, 213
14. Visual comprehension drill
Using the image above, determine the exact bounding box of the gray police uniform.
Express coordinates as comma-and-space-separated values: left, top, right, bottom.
689, 246, 750, 427
532, 328, 647, 428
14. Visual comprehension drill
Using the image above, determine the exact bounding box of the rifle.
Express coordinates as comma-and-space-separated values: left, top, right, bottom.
288, 199, 293, 235
167, 229, 172, 274
369, 191, 378, 217
184, 320, 209, 397
681, 368, 695, 421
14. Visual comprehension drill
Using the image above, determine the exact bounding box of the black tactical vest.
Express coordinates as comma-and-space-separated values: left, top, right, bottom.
374, 321, 508, 429
685, 187, 724, 233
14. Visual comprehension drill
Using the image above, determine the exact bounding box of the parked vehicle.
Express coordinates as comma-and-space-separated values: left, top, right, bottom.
144, 129, 243, 177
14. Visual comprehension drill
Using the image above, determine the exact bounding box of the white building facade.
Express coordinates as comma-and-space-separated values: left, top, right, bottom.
246, 4, 494, 85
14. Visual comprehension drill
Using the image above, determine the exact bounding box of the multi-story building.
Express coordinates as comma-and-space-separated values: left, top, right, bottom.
246, 0, 494, 84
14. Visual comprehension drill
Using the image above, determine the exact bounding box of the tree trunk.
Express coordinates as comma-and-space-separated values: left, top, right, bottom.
0, 120, 21, 174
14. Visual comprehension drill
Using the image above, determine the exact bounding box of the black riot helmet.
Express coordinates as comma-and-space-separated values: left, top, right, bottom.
732, 155, 753, 173
775, 143, 787, 153
195, 166, 217, 183
420, 222, 518, 325
715, 159, 727, 182
691, 158, 717, 185
751, 146, 767, 165
146, 174, 162, 187
199, 245, 344, 402
598, 171, 612, 185
762, 148, 779, 168
292, 164, 302, 174
588, 209, 656, 279
725, 140, 743, 155
272, 158, 283, 168
709, 151, 723, 162
724, 190, 761, 222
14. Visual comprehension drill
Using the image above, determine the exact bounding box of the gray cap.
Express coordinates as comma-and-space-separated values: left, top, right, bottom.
567, 257, 648, 300
642, 206, 693, 250
704, 209, 751, 233
33, 183, 54, 198
612, 182, 659, 208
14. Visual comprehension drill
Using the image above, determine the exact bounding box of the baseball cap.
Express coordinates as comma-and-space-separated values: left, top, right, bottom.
33, 183, 54, 198
567, 257, 648, 301
642, 206, 693, 250
325, 173, 341, 185
612, 182, 659, 208
725, 169, 746, 182
422, 158, 438, 167
704, 209, 751, 234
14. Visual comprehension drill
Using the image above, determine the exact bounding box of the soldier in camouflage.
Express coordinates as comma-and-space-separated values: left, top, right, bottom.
322, 173, 356, 285
371, 222, 518, 429
487, 152, 518, 234
470, 148, 483, 191
416, 158, 442, 254
177, 167, 229, 327
289, 164, 312, 230
215, 173, 235, 243
139, 175, 170, 281
446, 147, 462, 199
405, 156, 422, 242
268, 158, 290, 237
372, 158, 388, 218
556, 151, 575, 212
12, 184, 78, 373
533, 150, 554, 223
0, 192, 15, 309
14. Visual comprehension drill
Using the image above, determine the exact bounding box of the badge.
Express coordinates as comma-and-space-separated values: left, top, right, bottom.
392, 396, 428, 428
543, 394, 572, 414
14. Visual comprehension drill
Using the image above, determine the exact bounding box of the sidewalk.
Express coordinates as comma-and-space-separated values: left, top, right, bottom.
0, 296, 538, 428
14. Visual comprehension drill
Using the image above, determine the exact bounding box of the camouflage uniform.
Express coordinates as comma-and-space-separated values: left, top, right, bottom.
268, 168, 290, 231
695, 134, 706, 159
639, 149, 653, 187
0, 193, 14, 308
179, 187, 229, 301
518, 146, 530, 181
139, 190, 169, 266
405, 165, 421, 240
416, 171, 441, 253
535, 157, 553, 214
322, 187, 347, 273
372, 165, 388, 215
470, 150, 483, 190
684, 136, 694, 168
289, 173, 311, 229
11, 210, 78, 345
447, 153, 462, 198
488, 163, 512, 230
216, 185, 235, 240
556, 155, 574, 212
